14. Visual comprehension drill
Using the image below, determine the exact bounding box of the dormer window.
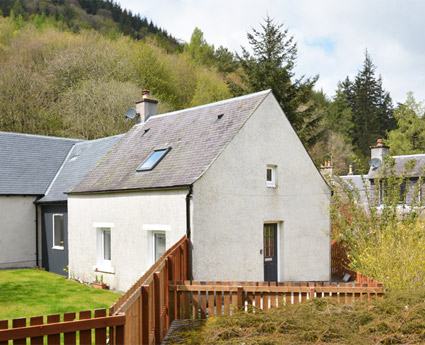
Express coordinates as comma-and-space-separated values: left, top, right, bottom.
266, 165, 277, 188
137, 147, 171, 171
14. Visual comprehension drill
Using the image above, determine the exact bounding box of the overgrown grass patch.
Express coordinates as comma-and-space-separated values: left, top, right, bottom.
183, 288, 425, 344
0, 269, 120, 321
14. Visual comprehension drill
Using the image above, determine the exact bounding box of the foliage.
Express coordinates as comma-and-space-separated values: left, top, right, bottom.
0, 269, 119, 320
236, 16, 320, 148
0, 0, 182, 51
0, 18, 231, 138
387, 92, 425, 155
182, 289, 425, 344
341, 51, 396, 162
331, 156, 425, 290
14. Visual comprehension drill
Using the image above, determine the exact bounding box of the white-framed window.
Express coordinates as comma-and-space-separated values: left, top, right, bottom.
144, 225, 170, 266
52, 214, 64, 250
95, 227, 114, 273
266, 165, 277, 188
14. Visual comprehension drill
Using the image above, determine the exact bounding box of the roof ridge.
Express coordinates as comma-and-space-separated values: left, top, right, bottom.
0, 131, 82, 142
139, 90, 272, 125
74, 133, 125, 147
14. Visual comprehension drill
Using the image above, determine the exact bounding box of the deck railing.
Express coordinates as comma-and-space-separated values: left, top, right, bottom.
169, 280, 385, 319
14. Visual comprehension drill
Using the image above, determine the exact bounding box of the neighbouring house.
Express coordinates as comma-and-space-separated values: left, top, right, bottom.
36, 135, 124, 275
67, 90, 331, 291
340, 139, 425, 206
0, 131, 123, 275
0, 132, 80, 270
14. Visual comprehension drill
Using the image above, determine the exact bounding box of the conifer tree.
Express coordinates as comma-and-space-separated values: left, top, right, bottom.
237, 16, 320, 147
342, 51, 396, 159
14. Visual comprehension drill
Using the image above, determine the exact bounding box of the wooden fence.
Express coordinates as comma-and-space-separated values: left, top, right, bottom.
331, 240, 357, 280
169, 280, 385, 319
0, 309, 125, 345
109, 235, 189, 345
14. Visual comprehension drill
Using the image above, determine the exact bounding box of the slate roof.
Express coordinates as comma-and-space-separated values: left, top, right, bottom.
38, 134, 124, 203
69, 90, 270, 193
368, 154, 425, 179
339, 175, 369, 205
0, 132, 80, 195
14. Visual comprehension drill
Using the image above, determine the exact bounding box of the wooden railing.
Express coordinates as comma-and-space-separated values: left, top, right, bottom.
110, 235, 189, 345
169, 280, 385, 319
0, 309, 125, 345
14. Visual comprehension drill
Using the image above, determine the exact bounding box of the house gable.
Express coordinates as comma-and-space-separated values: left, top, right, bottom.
191, 92, 331, 281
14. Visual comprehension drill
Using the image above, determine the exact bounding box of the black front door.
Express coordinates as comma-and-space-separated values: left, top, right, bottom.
264, 223, 278, 282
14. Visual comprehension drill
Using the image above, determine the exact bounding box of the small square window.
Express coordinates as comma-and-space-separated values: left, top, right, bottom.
52, 214, 64, 249
137, 147, 171, 171
266, 165, 276, 188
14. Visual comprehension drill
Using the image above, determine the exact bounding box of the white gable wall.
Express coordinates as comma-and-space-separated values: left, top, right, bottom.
0, 196, 37, 269
191, 93, 331, 282
68, 190, 187, 291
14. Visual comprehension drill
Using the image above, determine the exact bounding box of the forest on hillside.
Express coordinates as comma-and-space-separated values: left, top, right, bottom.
1, 0, 424, 174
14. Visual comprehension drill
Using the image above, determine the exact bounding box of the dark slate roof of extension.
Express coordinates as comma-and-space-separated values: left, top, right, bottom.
0, 132, 81, 195
70, 90, 270, 193
368, 154, 425, 179
38, 134, 124, 203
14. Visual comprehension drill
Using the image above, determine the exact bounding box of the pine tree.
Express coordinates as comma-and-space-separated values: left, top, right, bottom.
387, 92, 425, 155
342, 51, 396, 159
237, 16, 320, 147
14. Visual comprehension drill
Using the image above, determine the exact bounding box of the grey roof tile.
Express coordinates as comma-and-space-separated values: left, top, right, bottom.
0, 132, 80, 195
38, 134, 124, 203
368, 154, 425, 179
70, 90, 270, 193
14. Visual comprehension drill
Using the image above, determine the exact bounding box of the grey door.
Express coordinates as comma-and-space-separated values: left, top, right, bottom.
264, 223, 278, 282
41, 204, 68, 276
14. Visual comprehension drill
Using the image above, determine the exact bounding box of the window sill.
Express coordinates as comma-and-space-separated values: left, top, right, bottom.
52, 246, 64, 251
93, 265, 115, 274
266, 184, 277, 188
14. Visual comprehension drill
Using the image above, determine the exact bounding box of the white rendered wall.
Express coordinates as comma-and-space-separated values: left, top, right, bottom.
0, 196, 37, 268
68, 190, 187, 291
192, 93, 331, 282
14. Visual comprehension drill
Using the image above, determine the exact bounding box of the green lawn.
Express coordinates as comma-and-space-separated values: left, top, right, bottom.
0, 269, 121, 321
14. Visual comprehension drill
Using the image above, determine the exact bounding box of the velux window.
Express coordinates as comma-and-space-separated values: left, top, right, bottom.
137, 147, 171, 171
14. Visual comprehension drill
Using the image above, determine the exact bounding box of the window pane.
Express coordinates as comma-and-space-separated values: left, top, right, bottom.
54, 215, 64, 247
266, 168, 272, 182
103, 230, 111, 261
154, 233, 166, 262
138, 148, 170, 171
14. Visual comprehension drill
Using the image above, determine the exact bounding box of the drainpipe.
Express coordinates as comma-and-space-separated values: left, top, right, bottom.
186, 185, 193, 280
186, 186, 192, 239
34, 197, 41, 267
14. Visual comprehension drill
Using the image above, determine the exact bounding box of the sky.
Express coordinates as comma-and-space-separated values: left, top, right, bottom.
117, 0, 425, 104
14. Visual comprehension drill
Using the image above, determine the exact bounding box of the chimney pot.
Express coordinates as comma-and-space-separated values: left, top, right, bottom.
348, 165, 353, 175
376, 139, 383, 147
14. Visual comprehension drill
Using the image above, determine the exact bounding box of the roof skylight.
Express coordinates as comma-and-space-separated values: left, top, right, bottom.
137, 147, 171, 171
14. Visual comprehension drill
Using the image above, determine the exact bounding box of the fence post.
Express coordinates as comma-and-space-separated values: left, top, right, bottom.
154, 273, 161, 344
114, 314, 125, 345
141, 285, 149, 345
237, 286, 243, 310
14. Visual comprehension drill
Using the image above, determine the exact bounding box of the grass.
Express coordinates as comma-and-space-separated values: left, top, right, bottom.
182, 289, 425, 344
0, 269, 120, 321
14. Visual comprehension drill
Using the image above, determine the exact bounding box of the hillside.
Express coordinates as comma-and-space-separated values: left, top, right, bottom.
0, 0, 181, 51
0, 13, 232, 139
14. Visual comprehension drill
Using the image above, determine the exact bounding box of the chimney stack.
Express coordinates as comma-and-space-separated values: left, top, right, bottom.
320, 159, 333, 177
135, 90, 158, 123
370, 139, 389, 163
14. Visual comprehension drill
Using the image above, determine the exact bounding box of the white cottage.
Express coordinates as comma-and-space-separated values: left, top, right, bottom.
68, 90, 331, 291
